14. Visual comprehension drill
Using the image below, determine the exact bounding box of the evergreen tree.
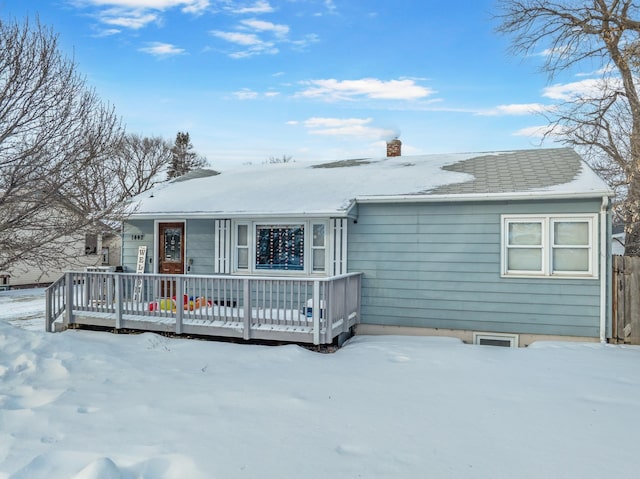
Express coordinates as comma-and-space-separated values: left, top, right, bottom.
167, 131, 207, 180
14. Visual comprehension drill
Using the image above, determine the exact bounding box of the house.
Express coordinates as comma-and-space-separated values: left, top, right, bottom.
47, 145, 613, 347
2, 230, 121, 288
0, 189, 122, 291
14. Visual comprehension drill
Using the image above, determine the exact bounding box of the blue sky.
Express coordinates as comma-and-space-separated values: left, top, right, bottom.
2, 0, 577, 166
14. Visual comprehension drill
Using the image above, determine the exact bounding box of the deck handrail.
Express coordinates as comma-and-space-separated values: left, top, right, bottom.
45, 274, 67, 332
46, 271, 362, 345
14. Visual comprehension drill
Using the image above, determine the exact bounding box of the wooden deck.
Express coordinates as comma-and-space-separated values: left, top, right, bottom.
46, 271, 362, 345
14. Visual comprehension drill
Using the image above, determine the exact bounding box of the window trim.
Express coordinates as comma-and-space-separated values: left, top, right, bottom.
501, 214, 598, 279
235, 222, 250, 271
232, 219, 329, 276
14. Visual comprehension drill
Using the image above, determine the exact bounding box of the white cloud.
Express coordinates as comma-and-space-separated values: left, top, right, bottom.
211, 30, 278, 57
211, 30, 262, 46
231, 89, 279, 99
75, 1, 209, 30
77, 0, 209, 10
232, 88, 259, 100
512, 125, 555, 138
477, 103, 551, 116
92, 27, 122, 37
324, 0, 337, 13
290, 33, 319, 50
536, 45, 571, 58
313, 0, 336, 15
542, 78, 620, 101
210, 3, 319, 58
297, 78, 434, 101
240, 19, 289, 38
575, 66, 612, 77
301, 117, 397, 139
180, 0, 209, 14
139, 41, 186, 56
98, 8, 159, 29
228, 0, 274, 14
212, 16, 299, 58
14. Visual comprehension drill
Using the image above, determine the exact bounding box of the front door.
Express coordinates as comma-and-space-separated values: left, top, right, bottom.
158, 222, 184, 296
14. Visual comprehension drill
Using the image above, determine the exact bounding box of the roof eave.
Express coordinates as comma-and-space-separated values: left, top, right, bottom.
355, 189, 614, 204
128, 209, 356, 221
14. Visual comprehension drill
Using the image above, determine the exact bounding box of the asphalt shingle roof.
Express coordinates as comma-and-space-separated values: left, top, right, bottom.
429, 148, 582, 195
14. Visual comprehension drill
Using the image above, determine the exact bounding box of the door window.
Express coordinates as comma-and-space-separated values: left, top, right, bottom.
163, 227, 182, 263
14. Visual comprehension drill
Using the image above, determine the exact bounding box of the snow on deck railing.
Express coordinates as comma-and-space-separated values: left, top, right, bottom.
45, 271, 362, 345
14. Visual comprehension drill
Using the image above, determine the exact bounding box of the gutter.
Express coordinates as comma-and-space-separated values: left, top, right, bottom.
356, 190, 614, 204
129, 211, 356, 220
599, 195, 609, 343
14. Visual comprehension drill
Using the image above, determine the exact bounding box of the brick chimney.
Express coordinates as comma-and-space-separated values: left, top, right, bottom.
386, 138, 401, 157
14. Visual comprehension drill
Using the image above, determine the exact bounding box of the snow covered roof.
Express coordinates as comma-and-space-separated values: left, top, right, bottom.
130, 148, 612, 218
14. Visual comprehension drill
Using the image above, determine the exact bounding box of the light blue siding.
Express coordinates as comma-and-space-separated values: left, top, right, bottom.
122, 220, 154, 273
348, 199, 605, 338
122, 219, 216, 274
185, 220, 215, 274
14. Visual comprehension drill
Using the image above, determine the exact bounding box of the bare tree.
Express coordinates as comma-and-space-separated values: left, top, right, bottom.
167, 131, 207, 180
496, 0, 640, 255
76, 133, 172, 213
264, 154, 294, 164
115, 134, 173, 197
0, 18, 125, 273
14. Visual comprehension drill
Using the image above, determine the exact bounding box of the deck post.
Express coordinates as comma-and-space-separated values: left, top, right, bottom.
175, 277, 183, 335
114, 273, 123, 329
45, 286, 52, 332
343, 276, 350, 333
324, 281, 333, 344
243, 278, 251, 340
64, 272, 74, 327
312, 280, 320, 345
355, 274, 362, 324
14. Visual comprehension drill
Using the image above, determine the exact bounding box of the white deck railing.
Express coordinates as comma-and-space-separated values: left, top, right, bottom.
45, 272, 362, 345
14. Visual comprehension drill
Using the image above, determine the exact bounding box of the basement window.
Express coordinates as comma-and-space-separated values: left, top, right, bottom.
473, 332, 519, 348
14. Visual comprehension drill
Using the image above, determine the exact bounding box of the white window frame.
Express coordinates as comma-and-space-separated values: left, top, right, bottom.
311, 223, 327, 273
232, 219, 329, 275
235, 222, 250, 272
501, 214, 598, 279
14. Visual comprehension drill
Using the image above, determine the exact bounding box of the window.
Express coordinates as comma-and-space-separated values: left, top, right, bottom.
506, 221, 544, 273
255, 224, 305, 271
312, 224, 326, 272
502, 215, 596, 277
85, 234, 98, 255
232, 220, 329, 274
552, 220, 591, 273
236, 224, 249, 270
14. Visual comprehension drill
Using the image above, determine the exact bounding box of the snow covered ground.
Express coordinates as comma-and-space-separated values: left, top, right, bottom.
1, 288, 639, 479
